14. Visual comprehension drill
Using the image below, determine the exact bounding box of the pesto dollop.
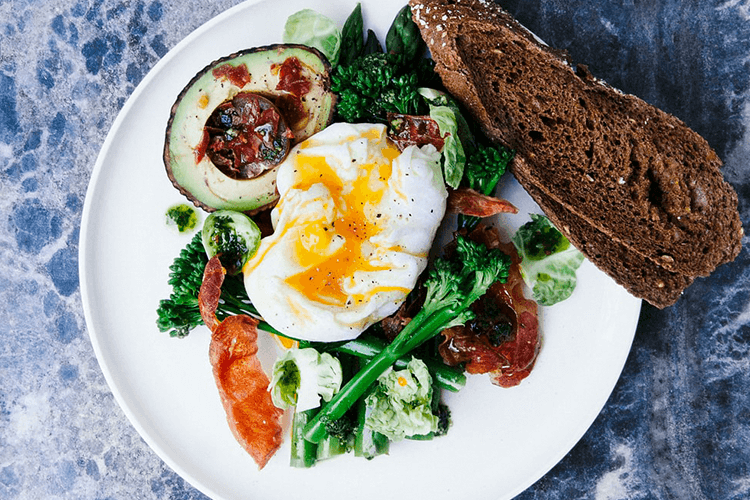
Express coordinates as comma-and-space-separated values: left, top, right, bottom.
166, 204, 198, 233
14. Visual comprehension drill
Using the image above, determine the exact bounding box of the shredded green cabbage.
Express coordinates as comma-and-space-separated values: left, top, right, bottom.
418, 87, 468, 189
283, 9, 342, 66
270, 347, 343, 412
364, 357, 438, 441
512, 214, 585, 306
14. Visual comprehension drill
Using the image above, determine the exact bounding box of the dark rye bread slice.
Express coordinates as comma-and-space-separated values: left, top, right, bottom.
409, 0, 743, 279
521, 169, 694, 308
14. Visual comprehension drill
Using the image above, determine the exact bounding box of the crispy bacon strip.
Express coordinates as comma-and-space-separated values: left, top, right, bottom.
198, 256, 225, 332
209, 314, 283, 469
447, 188, 518, 217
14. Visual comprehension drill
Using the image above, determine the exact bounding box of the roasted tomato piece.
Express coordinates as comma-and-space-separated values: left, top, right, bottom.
387, 113, 445, 151
272, 56, 314, 129
202, 92, 292, 180
439, 287, 515, 373
211, 62, 252, 87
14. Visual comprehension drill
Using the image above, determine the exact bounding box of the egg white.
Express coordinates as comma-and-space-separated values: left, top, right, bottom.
243, 122, 447, 342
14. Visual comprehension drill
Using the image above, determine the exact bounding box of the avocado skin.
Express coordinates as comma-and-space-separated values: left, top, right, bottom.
164, 44, 336, 214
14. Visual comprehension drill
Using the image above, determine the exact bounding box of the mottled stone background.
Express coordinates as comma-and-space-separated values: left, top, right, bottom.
1, 0, 748, 499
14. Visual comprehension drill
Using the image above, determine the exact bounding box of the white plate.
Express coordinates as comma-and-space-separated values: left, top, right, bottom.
79, 1, 642, 499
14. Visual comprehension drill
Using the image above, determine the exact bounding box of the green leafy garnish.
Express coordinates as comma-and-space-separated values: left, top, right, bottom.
416, 88, 465, 189
283, 9, 342, 65
201, 210, 261, 276
512, 214, 585, 306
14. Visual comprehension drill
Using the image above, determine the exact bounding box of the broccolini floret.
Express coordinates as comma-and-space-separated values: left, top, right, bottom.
332, 52, 424, 123
155, 232, 257, 338
303, 235, 511, 443
459, 143, 515, 231
464, 144, 515, 196
332, 3, 436, 123
325, 410, 356, 442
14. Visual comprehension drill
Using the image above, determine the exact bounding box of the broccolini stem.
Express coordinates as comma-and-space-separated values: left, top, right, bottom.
330, 334, 466, 392
303, 304, 454, 444
353, 363, 390, 459
304, 343, 402, 444
219, 293, 258, 316
399, 306, 461, 353
213, 300, 256, 322
290, 409, 318, 468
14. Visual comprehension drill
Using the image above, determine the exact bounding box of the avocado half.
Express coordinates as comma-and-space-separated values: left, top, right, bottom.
164, 44, 336, 213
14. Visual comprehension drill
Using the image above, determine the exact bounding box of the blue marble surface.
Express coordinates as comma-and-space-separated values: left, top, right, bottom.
0, 0, 748, 499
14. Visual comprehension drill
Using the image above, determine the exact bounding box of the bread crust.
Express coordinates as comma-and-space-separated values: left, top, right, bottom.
410, 0, 742, 306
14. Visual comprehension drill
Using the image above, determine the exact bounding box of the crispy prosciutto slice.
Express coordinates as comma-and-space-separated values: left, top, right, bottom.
438, 226, 540, 387
209, 314, 284, 469
199, 256, 283, 468
447, 188, 518, 218
199, 256, 225, 332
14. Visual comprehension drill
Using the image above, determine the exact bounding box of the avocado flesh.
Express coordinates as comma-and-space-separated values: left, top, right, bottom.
164, 44, 335, 213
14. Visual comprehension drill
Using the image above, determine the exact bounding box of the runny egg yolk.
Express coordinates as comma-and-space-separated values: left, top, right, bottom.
281, 141, 406, 306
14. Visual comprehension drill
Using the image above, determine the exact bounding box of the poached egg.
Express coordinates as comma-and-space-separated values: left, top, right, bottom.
243, 122, 447, 342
